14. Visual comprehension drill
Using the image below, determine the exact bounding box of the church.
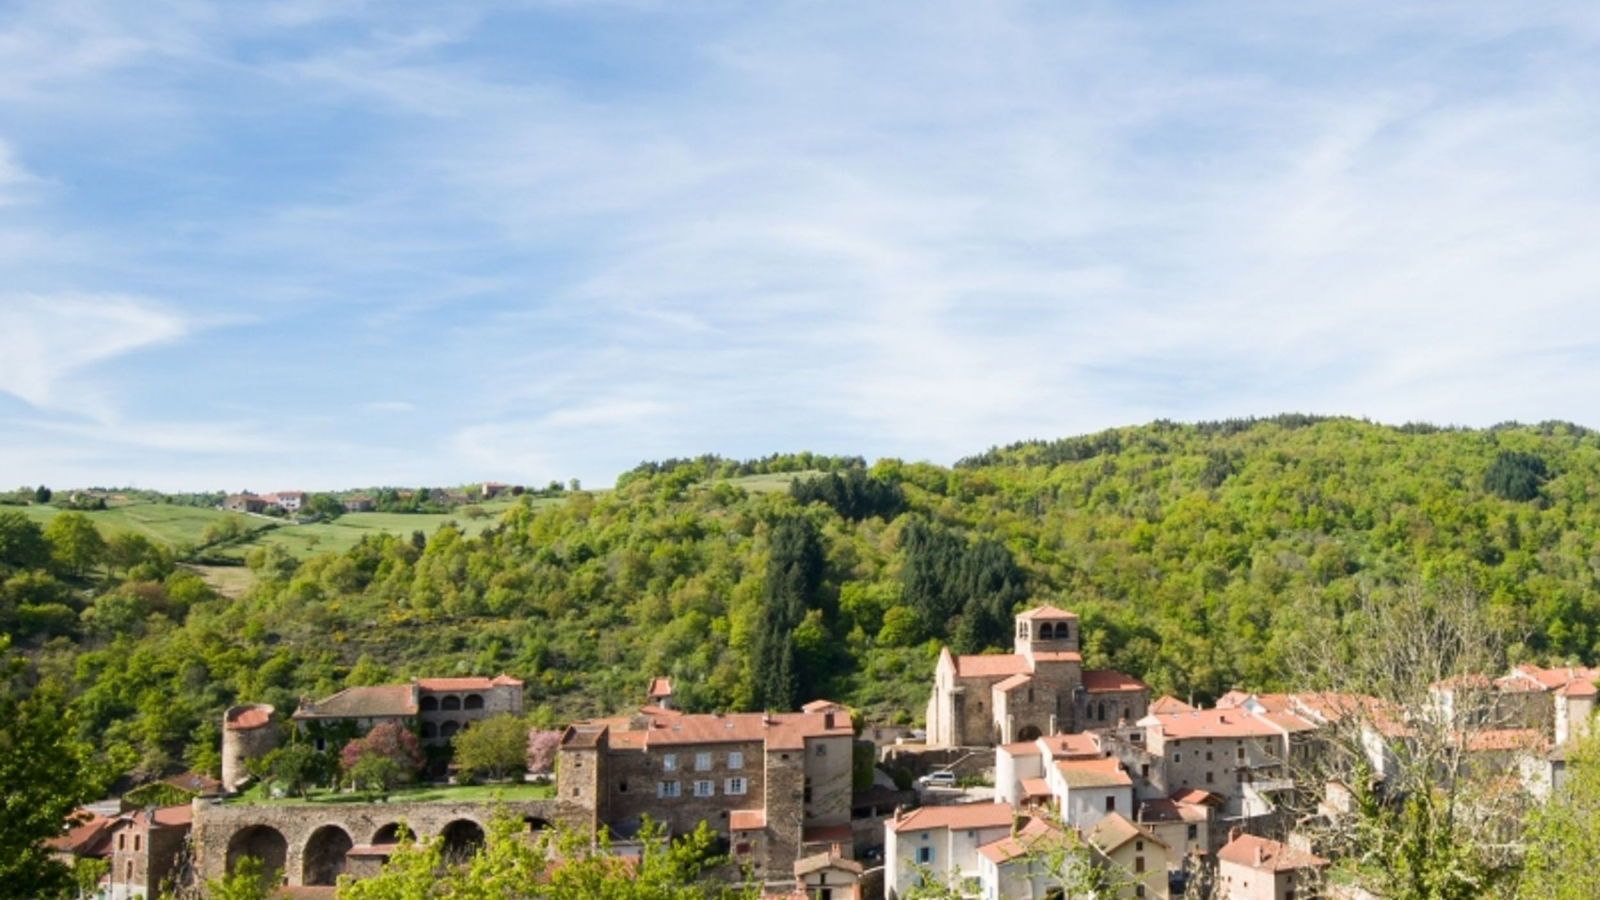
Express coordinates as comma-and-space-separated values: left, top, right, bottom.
925, 605, 1150, 747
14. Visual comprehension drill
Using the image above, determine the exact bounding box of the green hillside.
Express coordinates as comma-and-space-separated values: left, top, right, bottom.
7, 420, 1600, 782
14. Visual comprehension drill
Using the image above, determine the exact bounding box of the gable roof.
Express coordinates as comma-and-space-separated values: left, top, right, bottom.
952, 654, 1031, 678
978, 818, 1067, 864
1086, 812, 1165, 854
1056, 757, 1132, 789
415, 675, 522, 691
1218, 834, 1328, 872
568, 706, 853, 751
648, 677, 673, 698
1017, 605, 1078, 620
994, 673, 1033, 692
293, 684, 417, 719
794, 852, 863, 877
1082, 669, 1149, 694
1039, 732, 1101, 759
889, 803, 1014, 833
1150, 695, 1194, 714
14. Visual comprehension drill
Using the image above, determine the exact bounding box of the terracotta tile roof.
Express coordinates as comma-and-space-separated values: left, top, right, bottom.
225, 704, 274, 731
1464, 728, 1547, 753
1144, 707, 1310, 740
648, 677, 673, 698
999, 741, 1042, 756
1029, 651, 1083, 664
1038, 733, 1101, 759
163, 772, 222, 794
1086, 812, 1165, 853
1137, 798, 1208, 823
952, 654, 1031, 678
730, 810, 766, 831
1169, 788, 1223, 806
978, 818, 1065, 864
569, 707, 851, 751
795, 852, 862, 877
1081, 669, 1149, 694
415, 675, 520, 691
889, 803, 1015, 833
802, 824, 853, 844
1150, 696, 1194, 714
1558, 680, 1598, 697
1217, 834, 1328, 872
151, 805, 194, 827
1501, 664, 1600, 692
560, 724, 606, 748
1056, 757, 1131, 789
48, 812, 113, 855
1020, 777, 1051, 798
1215, 690, 1252, 709
994, 673, 1033, 692
294, 684, 417, 719
1017, 605, 1078, 620
801, 699, 847, 713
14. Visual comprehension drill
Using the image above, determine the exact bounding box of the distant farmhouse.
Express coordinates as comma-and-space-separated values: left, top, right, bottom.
220, 491, 305, 514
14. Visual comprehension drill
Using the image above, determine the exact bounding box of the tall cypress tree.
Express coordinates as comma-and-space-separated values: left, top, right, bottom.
751, 516, 823, 710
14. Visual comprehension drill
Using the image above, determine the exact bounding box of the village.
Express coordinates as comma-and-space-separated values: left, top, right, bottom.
47, 603, 1587, 900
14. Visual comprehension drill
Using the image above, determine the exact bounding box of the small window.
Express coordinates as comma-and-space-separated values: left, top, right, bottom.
619, 781, 628, 793
915, 847, 934, 864
1206, 752, 1213, 761
658, 781, 680, 798
1206, 772, 1214, 784
1105, 796, 1116, 812
1188, 824, 1198, 840
726, 777, 747, 795
1135, 856, 1145, 873
572, 788, 578, 797
1173, 753, 1181, 763
663, 754, 677, 772
134, 834, 141, 852
696, 752, 712, 771
816, 743, 827, 757
1141, 764, 1149, 778
1136, 887, 1145, 898
694, 780, 715, 797
728, 751, 744, 769
1136, 840, 1143, 851
119, 834, 126, 851
1237, 747, 1246, 762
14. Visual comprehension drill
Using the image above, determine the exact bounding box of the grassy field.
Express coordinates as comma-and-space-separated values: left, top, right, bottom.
18, 494, 568, 564
719, 470, 821, 493
225, 781, 555, 806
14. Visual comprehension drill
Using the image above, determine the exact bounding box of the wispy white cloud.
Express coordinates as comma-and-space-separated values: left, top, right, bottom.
0, 294, 187, 413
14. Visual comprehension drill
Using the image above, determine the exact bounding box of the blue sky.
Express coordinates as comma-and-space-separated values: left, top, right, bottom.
3, 1, 1600, 491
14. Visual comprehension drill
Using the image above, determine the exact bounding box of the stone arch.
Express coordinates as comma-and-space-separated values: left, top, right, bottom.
227, 824, 288, 878
302, 824, 354, 886
441, 720, 462, 738
420, 696, 439, 712
442, 696, 462, 711
420, 722, 438, 739
371, 822, 405, 845
464, 694, 485, 710
1017, 725, 1042, 742
1038, 622, 1055, 640
1097, 701, 1106, 721
440, 819, 485, 864
524, 816, 553, 833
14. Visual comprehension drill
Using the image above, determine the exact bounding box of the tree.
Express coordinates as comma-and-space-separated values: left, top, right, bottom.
32, 486, 50, 504
526, 730, 561, 776
0, 636, 102, 898
0, 511, 51, 573
452, 714, 530, 782
1523, 729, 1600, 899
750, 516, 823, 711
44, 513, 104, 578
206, 854, 280, 900
270, 741, 328, 798
1483, 449, 1548, 502
341, 722, 422, 797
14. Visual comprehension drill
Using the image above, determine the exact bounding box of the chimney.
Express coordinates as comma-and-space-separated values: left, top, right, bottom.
1255, 843, 1266, 866
1229, 826, 1242, 844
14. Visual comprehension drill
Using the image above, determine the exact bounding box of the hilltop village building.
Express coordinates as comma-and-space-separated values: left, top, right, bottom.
926, 606, 1151, 747
290, 675, 524, 745
558, 699, 856, 878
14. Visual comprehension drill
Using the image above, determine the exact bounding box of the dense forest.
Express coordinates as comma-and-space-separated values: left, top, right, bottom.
5, 416, 1600, 787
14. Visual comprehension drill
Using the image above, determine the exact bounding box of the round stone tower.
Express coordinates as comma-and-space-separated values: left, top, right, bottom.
221, 704, 277, 793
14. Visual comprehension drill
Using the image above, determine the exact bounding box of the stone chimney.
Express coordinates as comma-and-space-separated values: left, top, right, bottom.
1255, 843, 1266, 866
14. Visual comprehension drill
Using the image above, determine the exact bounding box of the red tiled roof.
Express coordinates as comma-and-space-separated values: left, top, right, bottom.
1464, 728, 1546, 753
1170, 788, 1223, 806
648, 677, 673, 698
151, 805, 194, 827
1150, 696, 1194, 714
1086, 812, 1165, 853
164, 771, 222, 794
802, 699, 847, 713
1056, 757, 1131, 789
1146, 707, 1310, 740
225, 704, 274, 731
994, 673, 1033, 692
952, 654, 1031, 678
730, 810, 766, 831
795, 852, 862, 877
1020, 777, 1051, 798
48, 812, 113, 855
889, 803, 1014, 833
1218, 834, 1328, 872
416, 675, 521, 691
1558, 680, 1598, 697
999, 741, 1042, 757
570, 707, 853, 751
1038, 733, 1100, 759
1029, 651, 1082, 664
1137, 798, 1208, 823
1017, 605, 1078, 620
1081, 669, 1148, 693
978, 818, 1065, 864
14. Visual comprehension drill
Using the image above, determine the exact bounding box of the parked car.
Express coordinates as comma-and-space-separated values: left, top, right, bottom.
918, 770, 957, 788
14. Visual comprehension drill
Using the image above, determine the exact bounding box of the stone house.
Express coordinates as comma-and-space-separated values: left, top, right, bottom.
1137, 706, 1316, 816
925, 606, 1150, 748
103, 805, 194, 900
289, 675, 523, 748
794, 848, 863, 900
974, 817, 1088, 900
222, 494, 267, 513
557, 703, 855, 881
1047, 757, 1135, 828
1216, 832, 1328, 900
342, 496, 375, 512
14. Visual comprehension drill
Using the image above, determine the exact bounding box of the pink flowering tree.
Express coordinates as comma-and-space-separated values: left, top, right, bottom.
342, 722, 423, 797
526, 730, 561, 776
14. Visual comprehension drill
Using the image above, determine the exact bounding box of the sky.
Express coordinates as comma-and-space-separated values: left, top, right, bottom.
3, 1, 1600, 492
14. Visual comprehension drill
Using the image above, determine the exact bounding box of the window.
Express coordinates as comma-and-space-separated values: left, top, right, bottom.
134, 835, 141, 852
663, 754, 677, 772
726, 777, 748, 795
1140, 764, 1150, 778
1135, 856, 1145, 873
1173, 752, 1181, 763
1188, 824, 1198, 840
816, 743, 827, 757
1135, 841, 1143, 851
694, 780, 715, 797
657, 781, 680, 798
1097, 702, 1106, 721
1105, 796, 1116, 812
1206, 752, 1213, 761
119, 834, 126, 851
696, 752, 712, 771
1237, 747, 1246, 762
1136, 887, 1145, 898
619, 781, 628, 793
1206, 772, 1214, 784
728, 751, 744, 769
915, 847, 934, 864
1028, 688, 1034, 703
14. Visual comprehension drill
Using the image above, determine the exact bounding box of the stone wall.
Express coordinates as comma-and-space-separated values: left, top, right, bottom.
192, 797, 564, 886
600, 740, 767, 839
762, 747, 806, 877
879, 744, 994, 781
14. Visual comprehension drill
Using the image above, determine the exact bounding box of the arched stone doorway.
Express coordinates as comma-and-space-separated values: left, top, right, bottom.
227, 825, 288, 878
371, 822, 405, 845
440, 819, 485, 864
303, 824, 354, 886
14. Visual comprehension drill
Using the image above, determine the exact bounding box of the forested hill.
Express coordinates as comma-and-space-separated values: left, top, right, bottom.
6, 416, 1600, 781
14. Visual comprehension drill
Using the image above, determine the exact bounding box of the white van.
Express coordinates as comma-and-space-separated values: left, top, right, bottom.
919, 770, 957, 788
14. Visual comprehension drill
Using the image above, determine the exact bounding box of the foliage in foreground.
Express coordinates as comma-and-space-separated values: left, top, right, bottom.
337, 811, 757, 900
